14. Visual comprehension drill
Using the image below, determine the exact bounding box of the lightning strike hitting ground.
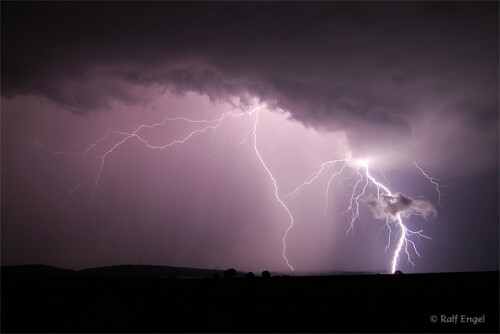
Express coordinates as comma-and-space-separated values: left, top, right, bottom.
36, 104, 298, 271
37, 104, 438, 274
282, 158, 434, 273
252, 109, 295, 271
357, 162, 432, 273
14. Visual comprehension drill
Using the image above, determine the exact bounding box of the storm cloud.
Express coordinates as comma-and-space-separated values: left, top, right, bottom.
2, 2, 498, 174
1, 2, 498, 273
364, 192, 437, 222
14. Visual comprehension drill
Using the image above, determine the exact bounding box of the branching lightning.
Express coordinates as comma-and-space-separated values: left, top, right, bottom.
281, 158, 434, 273
37, 110, 254, 197
357, 163, 432, 273
252, 109, 295, 271
323, 162, 349, 222
414, 161, 450, 208
38, 103, 441, 274
37, 104, 297, 270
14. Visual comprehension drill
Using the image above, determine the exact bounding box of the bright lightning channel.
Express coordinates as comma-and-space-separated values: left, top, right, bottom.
252, 109, 294, 271
36, 104, 298, 271
37, 104, 437, 274
283, 158, 432, 273
414, 161, 449, 208
356, 161, 431, 273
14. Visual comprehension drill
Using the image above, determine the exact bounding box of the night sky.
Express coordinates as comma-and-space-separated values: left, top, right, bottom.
1, 2, 498, 274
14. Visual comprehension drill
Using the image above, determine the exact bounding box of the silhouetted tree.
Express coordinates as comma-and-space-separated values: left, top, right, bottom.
245, 272, 255, 279
224, 268, 237, 279
394, 270, 403, 275
261, 270, 271, 278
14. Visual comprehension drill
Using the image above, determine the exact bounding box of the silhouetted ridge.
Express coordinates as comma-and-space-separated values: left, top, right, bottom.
2, 264, 247, 279
77, 264, 228, 278
2, 264, 75, 278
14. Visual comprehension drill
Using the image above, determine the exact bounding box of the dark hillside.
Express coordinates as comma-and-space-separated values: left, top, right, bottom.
1, 264, 75, 278
2, 269, 498, 332
77, 264, 222, 278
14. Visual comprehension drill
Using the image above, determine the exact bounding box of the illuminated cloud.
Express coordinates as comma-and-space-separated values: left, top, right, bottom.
2, 2, 498, 174
364, 192, 437, 222
1, 2, 498, 274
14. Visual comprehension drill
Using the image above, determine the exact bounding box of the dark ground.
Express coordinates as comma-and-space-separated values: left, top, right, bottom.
1, 266, 498, 333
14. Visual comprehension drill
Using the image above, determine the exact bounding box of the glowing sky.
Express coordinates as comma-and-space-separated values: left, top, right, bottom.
1, 2, 498, 273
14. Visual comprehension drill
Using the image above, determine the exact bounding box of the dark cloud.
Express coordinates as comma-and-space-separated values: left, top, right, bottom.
364, 192, 437, 222
1, 2, 498, 273
1, 1, 498, 173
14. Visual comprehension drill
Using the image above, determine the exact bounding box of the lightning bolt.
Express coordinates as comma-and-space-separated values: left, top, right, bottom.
323, 162, 349, 222
414, 161, 450, 208
349, 162, 431, 273
252, 109, 294, 271
37, 103, 438, 274
38, 110, 256, 197
284, 158, 433, 273
36, 104, 299, 271
344, 168, 369, 234
283, 159, 347, 201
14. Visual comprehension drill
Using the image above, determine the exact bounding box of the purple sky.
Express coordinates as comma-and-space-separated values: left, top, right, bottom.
1, 2, 498, 273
